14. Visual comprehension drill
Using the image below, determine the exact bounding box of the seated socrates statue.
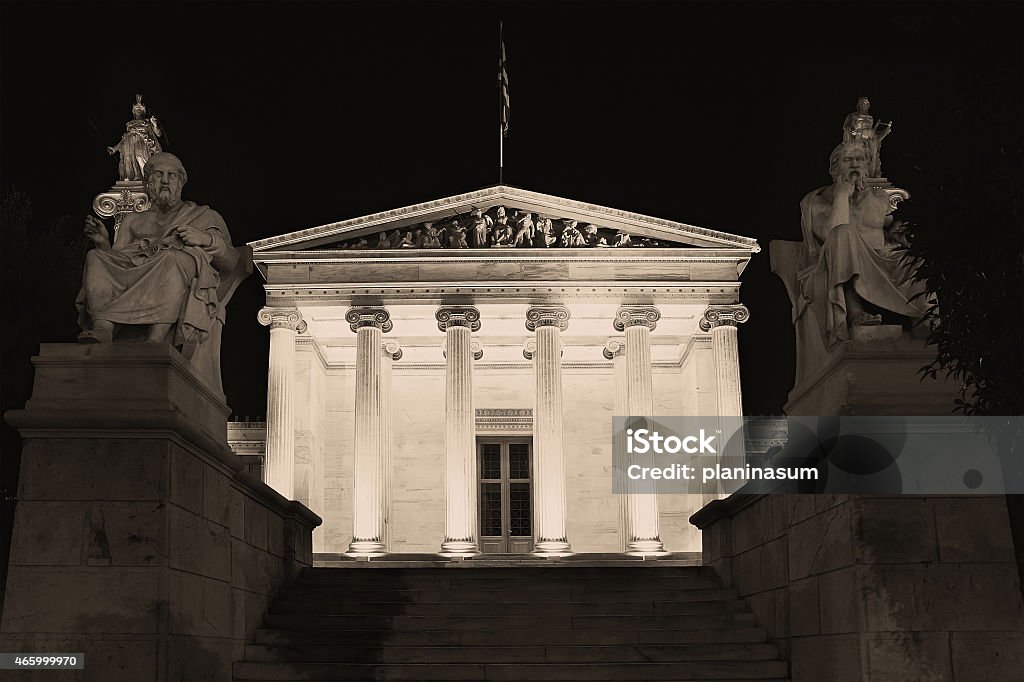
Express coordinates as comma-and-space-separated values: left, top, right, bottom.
773, 139, 928, 387
76, 152, 250, 394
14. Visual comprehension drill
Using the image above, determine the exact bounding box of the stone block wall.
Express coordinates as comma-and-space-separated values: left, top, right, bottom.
693, 492, 1024, 681
0, 344, 320, 682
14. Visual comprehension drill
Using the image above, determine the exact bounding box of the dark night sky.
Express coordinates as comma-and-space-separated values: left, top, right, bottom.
1, 0, 1021, 421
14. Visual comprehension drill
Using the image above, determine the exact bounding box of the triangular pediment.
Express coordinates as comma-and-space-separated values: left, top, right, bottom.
248, 185, 759, 253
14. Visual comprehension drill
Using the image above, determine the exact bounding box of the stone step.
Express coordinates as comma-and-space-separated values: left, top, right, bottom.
270, 598, 748, 617
276, 586, 739, 604
302, 565, 712, 577
253, 626, 770, 647
233, 660, 790, 680
263, 613, 757, 632
244, 642, 782, 664
292, 575, 724, 591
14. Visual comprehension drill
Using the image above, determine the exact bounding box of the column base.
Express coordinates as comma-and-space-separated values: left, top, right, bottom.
626, 539, 670, 557
438, 540, 481, 557
345, 540, 387, 558
531, 540, 574, 557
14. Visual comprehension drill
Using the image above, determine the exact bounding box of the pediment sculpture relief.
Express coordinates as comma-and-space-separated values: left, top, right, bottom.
318, 205, 676, 250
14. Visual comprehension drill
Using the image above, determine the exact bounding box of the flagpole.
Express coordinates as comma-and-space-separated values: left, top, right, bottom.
498, 19, 504, 185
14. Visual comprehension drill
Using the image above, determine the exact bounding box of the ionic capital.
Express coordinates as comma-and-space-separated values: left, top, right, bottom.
257, 307, 307, 333
602, 336, 626, 360
436, 306, 482, 332
442, 339, 484, 361
381, 340, 403, 361
613, 305, 660, 332
346, 308, 393, 333
525, 305, 570, 332
699, 304, 750, 332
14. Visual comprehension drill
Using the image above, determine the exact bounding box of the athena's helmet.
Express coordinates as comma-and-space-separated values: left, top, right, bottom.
132, 94, 147, 120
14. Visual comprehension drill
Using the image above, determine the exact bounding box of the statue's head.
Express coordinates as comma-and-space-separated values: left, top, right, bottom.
829, 141, 872, 188
132, 94, 147, 120
857, 97, 871, 114
143, 152, 187, 208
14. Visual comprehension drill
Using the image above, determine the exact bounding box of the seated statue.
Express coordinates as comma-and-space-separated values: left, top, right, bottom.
76, 152, 248, 394
796, 140, 926, 344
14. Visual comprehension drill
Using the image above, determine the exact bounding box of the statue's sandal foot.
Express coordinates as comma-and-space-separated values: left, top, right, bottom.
78, 329, 112, 344
851, 312, 883, 326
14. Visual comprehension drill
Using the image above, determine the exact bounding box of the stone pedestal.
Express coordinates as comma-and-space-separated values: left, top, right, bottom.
692, 493, 1024, 682
785, 333, 960, 416
1, 344, 320, 682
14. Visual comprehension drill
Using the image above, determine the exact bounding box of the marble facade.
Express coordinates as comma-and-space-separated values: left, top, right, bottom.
239, 186, 759, 557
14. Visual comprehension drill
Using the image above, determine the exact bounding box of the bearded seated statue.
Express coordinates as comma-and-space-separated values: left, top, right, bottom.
76, 152, 250, 395
771, 141, 927, 386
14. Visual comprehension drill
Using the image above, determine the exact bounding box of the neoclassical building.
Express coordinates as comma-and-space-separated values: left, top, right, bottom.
243, 185, 758, 557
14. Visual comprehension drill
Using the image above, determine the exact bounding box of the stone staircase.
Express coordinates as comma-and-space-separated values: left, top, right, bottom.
234, 563, 790, 681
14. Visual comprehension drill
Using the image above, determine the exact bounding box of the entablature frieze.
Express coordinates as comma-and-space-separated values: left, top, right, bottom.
264, 282, 742, 307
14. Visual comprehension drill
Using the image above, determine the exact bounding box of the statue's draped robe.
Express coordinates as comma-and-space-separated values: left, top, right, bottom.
77, 202, 234, 348
797, 187, 926, 343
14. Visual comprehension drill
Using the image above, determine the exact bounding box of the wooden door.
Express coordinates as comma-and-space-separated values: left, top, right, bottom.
478, 439, 533, 554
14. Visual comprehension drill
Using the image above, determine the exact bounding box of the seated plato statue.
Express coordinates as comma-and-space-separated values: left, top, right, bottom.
795, 141, 927, 345
76, 152, 245, 393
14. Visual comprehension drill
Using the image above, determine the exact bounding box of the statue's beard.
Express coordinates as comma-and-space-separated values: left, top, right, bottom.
847, 170, 868, 193
147, 186, 180, 209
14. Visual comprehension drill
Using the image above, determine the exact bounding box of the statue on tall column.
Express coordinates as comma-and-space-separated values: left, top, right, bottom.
77, 152, 247, 393
107, 94, 164, 182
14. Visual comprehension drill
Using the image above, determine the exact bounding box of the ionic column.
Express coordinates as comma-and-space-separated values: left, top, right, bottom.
345, 308, 393, 557
524, 306, 573, 557
437, 306, 483, 557
614, 306, 669, 557
699, 305, 750, 419
257, 307, 307, 499
380, 340, 402, 552
603, 337, 629, 552
700, 305, 750, 502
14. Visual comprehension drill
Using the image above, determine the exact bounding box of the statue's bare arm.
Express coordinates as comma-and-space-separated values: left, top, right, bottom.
84, 215, 113, 251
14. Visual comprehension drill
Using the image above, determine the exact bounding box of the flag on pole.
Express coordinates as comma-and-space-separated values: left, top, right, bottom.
499, 22, 510, 138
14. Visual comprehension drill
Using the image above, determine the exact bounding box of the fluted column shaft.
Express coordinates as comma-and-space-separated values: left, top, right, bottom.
380, 341, 402, 551
346, 308, 393, 557
258, 308, 306, 499
614, 306, 668, 557
604, 338, 629, 552
437, 306, 483, 557
700, 305, 750, 502
525, 306, 573, 556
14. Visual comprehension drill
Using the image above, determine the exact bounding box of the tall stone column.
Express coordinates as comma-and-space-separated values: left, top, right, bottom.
614, 306, 669, 556
380, 340, 402, 551
437, 306, 484, 557
257, 307, 307, 499
699, 305, 750, 419
524, 306, 573, 557
604, 337, 629, 552
700, 304, 750, 503
345, 308, 393, 557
